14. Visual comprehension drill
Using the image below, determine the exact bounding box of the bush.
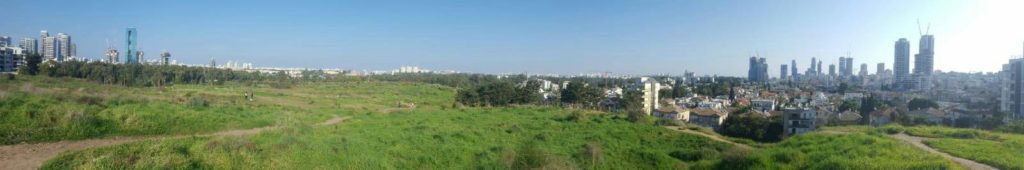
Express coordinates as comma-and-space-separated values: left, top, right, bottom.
656, 119, 682, 126
188, 96, 209, 108
564, 110, 588, 122
880, 124, 904, 134
998, 120, 1024, 134
669, 148, 719, 161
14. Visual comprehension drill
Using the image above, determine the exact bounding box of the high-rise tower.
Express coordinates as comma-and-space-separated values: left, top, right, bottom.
914, 35, 935, 75
57, 33, 71, 62
125, 27, 138, 64
791, 60, 798, 78
894, 38, 911, 88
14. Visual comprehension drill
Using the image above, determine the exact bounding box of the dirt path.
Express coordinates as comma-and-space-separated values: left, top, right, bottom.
0, 116, 351, 170
664, 126, 754, 150
890, 133, 997, 170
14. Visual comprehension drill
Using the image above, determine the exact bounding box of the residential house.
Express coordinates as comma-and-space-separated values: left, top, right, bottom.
654, 106, 690, 121
751, 99, 775, 112
689, 108, 729, 131
783, 108, 817, 137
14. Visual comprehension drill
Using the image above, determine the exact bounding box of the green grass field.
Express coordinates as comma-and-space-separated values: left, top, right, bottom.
42, 106, 738, 169
703, 126, 964, 170
907, 126, 1024, 170
0, 76, 450, 144
0, 76, 983, 169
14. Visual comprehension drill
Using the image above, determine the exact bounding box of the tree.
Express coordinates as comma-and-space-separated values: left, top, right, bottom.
908, 98, 938, 111
17, 53, 42, 75
858, 96, 883, 124
560, 81, 602, 108
514, 80, 542, 104
838, 83, 849, 94
720, 115, 783, 142
838, 100, 859, 112
671, 82, 689, 98
658, 88, 673, 100
620, 89, 643, 112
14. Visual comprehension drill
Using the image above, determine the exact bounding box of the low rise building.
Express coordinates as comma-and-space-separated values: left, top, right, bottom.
750, 99, 775, 112
653, 106, 690, 121
689, 108, 729, 131
783, 108, 817, 137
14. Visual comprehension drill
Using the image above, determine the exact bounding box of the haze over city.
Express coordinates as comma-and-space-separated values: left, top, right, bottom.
4, 0, 1024, 75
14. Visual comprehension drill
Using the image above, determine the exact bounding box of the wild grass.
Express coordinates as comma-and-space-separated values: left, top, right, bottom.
6, 76, 980, 169
43, 107, 733, 169
700, 128, 965, 170
0, 76, 452, 144
906, 126, 1024, 170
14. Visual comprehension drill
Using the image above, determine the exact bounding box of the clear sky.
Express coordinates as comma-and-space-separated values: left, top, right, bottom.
3, 0, 1022, 76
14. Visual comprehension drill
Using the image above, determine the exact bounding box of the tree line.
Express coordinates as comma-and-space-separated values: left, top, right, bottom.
455, 80, 609, 110
16, 52, 286, 87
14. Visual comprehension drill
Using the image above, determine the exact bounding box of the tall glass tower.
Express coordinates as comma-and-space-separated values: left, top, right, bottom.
125, 27, 138, 64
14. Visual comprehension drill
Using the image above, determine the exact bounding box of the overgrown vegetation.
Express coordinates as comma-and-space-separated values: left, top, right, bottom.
719, 114, 783, 142
906, 126, 1024, 170
43, 107, 733, 169
707, 129, 964, 169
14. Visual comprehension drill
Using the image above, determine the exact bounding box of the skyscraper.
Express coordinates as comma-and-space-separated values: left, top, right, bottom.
895, 38, 911, 88
40, 30, 58, 62
817, 61, 822, 75
42, 37, 57, 62
57, 33, 71, 62
859, 63, 868, 76
781, 64, 788, 80
809, 57, 817, 75
748, 56, 768, 82
1001, 58, 1024, 120
749, 57, 757, 81
160, 51, 171, 65
18, 38, 37, 54
829, 64, 836, 76
759, 57, 768, 81
105, 47, 119, 63
125, 27, 138, 64
136, 50, 145, 64
877, 63, 885, 76
914, 35, 935, 75
844, 57, 854, 76
838, 57, 847, 76
791, 60, 798, 78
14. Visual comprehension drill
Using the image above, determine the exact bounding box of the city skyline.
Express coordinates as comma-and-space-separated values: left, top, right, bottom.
2, 0, 1023, 75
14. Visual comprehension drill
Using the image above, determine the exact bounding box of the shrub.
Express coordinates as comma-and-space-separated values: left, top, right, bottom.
669, 148, 719, 162
188, 96, 208, 108
564, 110, 588, 122
656, 119, 682, 126
880, 124, 904, 134
998, 120, 1024, 134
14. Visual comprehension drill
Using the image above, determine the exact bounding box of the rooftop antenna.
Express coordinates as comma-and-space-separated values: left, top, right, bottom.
926, 22, 931, 35
921, 18, 929, 36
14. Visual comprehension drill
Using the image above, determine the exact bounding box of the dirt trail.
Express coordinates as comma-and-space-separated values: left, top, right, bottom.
890, 133, 997, 170
664, 126, 754, 150
0, 116, 350, 170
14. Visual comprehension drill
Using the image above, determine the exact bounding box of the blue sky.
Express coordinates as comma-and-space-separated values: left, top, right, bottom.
3, 0, 1022, 76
